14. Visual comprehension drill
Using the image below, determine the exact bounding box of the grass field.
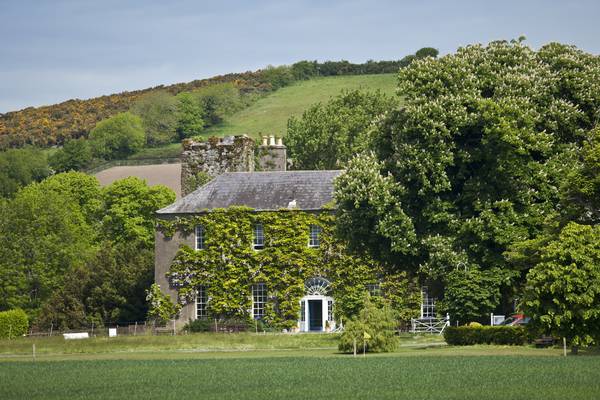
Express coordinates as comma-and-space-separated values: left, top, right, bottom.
1, 333, 599, 399
202, 73, 397, 139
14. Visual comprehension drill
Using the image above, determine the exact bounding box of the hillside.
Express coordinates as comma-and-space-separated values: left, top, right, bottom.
93, 73, 398, 194
0, 59, 411, 150
203, 74, 397, 138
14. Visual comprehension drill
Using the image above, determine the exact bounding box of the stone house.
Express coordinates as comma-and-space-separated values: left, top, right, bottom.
155, 135, 427, 331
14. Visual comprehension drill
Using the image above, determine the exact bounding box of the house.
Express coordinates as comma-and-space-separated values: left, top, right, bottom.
154, 135, 424, 331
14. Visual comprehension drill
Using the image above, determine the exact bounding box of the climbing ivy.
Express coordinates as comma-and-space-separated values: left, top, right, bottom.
158, 207, 420, 329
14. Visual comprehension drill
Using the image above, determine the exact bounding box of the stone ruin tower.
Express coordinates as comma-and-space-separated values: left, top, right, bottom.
180, 134, 287, 196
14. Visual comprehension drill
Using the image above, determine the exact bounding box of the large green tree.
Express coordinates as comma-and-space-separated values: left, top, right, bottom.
522, 223, 600, 351
0, 172, 175, 326
89, 112, 146, 159
130, 91, 178, 146
335, 40, 600, 320
287, 90, 396, 170
0, 147, 51, 197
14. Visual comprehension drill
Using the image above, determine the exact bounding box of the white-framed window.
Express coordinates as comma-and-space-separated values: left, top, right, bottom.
366, 283, 381, 297
421, 287, 436, 319
196, 286, 208, 319
308, 225, 321, 248
300, 300, 306, 322
195, 225, 205, 250
252, 283, 267, 319
253, 223, 264, 250
327, 300, 333, 321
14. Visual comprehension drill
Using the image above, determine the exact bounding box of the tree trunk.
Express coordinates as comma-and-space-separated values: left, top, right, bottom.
571, 345, 579, 355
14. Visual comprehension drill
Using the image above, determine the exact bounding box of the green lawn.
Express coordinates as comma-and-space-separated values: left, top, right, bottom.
202, 73, 397, 139
1, 353, 599, 399
1, 333, 599, 399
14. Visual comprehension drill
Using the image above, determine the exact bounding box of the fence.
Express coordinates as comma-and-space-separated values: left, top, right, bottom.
26, 320, 177, 338
410, 315, 450, 335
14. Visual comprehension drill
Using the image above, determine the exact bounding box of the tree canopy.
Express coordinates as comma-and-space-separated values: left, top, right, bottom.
88, 112, 146, 159
287, 90, 397, 170
335, 40, 600, 321
0, 172, 175, 325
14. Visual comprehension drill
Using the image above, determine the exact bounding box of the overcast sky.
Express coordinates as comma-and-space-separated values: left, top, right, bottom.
1, 0, 599, 113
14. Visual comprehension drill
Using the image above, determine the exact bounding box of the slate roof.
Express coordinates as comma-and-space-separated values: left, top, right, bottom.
157, 170, 343, 214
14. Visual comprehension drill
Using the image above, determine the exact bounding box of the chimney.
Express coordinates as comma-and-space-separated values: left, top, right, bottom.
258, 135, 287, 171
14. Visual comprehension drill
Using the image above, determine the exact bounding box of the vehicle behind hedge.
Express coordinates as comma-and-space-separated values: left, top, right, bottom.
443, 326, 528, 346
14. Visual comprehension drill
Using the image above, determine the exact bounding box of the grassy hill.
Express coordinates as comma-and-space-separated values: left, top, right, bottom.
203, 74, 397, 139
111, 73, 397, 162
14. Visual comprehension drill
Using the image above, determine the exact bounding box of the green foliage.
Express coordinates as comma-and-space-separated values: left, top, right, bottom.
102, 177, 175, 247
89, 112, 146, 159
130, 91, 178, 146
159, 209, 419, 328
0, 171, 175, 327
0, 175, 96, 314
191, 83, 245, 127
49, 138, 93, 172
522, 222, 600, 347
146, 283, 180, 324
0, 309, 29, 339
415, 47, 439, 59
291, 61, 319, 80
442, 268, 505, 324
182, 171, 212, 195
176, 92, 205, 139
338, 295, 398, 353
561, 126, 600, 224
287, 90, 396, 169
443, 326, 528, 346
335, 40, 600, 317
260, 65, 294, 90
0, 147, 51, 197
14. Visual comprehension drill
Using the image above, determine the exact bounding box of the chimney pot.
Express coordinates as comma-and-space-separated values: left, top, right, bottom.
269, 135, 276, 146
276, 137, 283, 146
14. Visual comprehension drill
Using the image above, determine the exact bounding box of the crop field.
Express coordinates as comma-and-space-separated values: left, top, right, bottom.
0, 333, 599, 399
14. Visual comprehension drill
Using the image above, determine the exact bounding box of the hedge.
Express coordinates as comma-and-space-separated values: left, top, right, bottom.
0, 309, 29, 339
443, 326, 528, 346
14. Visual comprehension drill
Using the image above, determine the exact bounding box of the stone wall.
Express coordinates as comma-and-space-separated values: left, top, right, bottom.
180, 135, 255, 196
180, 134, 288, 196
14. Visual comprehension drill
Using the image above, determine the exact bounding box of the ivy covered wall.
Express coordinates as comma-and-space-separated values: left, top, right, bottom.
157, 207, 420, 329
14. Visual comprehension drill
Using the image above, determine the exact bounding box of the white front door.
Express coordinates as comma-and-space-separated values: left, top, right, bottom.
299, 295, 334, 332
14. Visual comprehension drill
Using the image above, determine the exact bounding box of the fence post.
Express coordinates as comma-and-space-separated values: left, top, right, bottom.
172, 319, 176, 336
91, 322, 94, 337
32, 344, 36, 362
134, 321, 138, 336
49, 323, 53, 337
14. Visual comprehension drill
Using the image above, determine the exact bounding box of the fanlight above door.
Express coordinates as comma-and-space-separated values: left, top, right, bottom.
304, 277, 331, 296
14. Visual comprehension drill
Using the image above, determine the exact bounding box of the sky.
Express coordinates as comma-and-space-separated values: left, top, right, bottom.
1, 0, 599, 113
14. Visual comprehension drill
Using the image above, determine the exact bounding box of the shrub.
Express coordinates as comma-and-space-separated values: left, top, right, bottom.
339, 295, 398, 353
0, 309, 29, 339
443, 326, 528, 346
185, 318, 213, 333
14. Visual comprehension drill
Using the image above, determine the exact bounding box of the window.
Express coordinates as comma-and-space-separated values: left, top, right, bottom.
308, 225, 321, 248
253, 223, 264, 250
421, 287, 436, 319
327, 300, 333, 321
366, 283, 381, 297
195, 225, 205, 250
196, 286, 208, 319
300, 300, 306, 322
252, 283, 267, 319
